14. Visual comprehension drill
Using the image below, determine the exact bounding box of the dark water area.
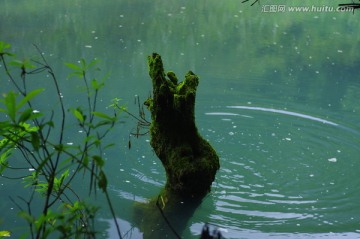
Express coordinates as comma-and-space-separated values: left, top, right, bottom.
1, 0, 360, 238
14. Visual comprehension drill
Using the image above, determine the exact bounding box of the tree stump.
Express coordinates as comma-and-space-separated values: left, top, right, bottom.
145, 53, 220, 198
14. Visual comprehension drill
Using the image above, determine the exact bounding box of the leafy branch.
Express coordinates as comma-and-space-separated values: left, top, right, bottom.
0, 42, 123, 239
110, 95, 151, 149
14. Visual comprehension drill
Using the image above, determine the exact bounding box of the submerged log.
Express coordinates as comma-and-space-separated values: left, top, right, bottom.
145, 53, 220, 198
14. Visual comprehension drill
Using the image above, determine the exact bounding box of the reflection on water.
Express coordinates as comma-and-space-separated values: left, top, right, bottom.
1, 0, 360, 238
99, 218, 143, 239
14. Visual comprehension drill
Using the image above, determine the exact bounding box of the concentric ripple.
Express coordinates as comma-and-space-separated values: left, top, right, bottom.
199, 106, 360, 238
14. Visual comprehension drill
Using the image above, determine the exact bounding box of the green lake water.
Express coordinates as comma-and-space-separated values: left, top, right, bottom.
1, 0, 360, 238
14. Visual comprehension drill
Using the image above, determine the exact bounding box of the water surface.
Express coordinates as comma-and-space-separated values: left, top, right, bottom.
1, 0, 360, 238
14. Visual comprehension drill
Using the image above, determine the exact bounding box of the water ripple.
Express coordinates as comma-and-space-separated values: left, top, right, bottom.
226, 106, 339, 126
204, 105, 360, 236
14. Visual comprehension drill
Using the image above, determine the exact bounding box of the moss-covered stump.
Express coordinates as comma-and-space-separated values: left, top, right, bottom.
145, 53, 220, 198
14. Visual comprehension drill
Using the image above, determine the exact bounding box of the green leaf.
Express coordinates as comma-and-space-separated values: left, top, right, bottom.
0, 230, 11, 237
23, 172, 38, 188
0, 148, 10, 174
54, 144, 64, 151
54, 169, 69, 191
92, 155, 104, 167
87, 59, 100, 69
0, 41, 10, 50
83, 155, 89, 167
103, 143, 115, 150
72, 109, 84, 123
90, 79, 104, 90
4, 91, 16, 121
80, 58, 86, 69
23, 59, 35, 69
9, 59, 23, 67
21, 122, 39, 132
65, 61, 85, 79
45, 121, 54, 128
64, 62, 82, 72
35, 182, 48, 194
60, 169, 69, 181
94, 120, 113, 128
34, 210, 57, 230
92, 111, 113, 121
98, 171, 107, 192
18, 211, 35, 224
17, 88, 45, 110
9, 59, 35, 69
0, 41, 13, 56
68, 71, 84, 78
17, 108, 33, 123
30, 132, 40, 151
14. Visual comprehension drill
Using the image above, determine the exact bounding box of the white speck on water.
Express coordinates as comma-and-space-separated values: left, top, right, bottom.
84, 45, 92, 48
328, 158, 337, 163
32, 110, 40, 113
337, 49, 343, 53
229, 132, 234, 136
66, 142, 74, 146
309, 174, 314, 177
29, 168, 35, 172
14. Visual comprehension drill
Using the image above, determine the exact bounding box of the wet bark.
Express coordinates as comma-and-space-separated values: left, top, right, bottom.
145, 53, 220, 198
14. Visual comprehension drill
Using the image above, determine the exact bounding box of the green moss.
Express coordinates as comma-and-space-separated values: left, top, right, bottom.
146, 53, 220, 199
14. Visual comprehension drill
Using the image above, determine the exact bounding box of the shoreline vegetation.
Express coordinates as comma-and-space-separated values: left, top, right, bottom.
0, 42, 221, 238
